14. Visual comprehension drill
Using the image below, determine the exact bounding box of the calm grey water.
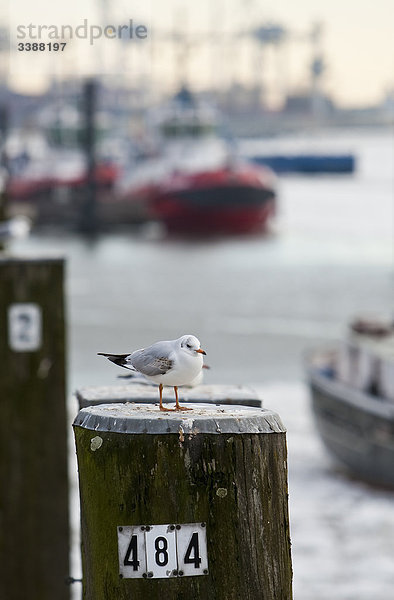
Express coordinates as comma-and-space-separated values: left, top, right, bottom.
11, 127, 394, 599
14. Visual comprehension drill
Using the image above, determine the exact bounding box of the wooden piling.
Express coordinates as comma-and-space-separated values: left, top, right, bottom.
73, 399, 293, 600
0, 257, 70, 600
76, 383, 263, 409
79, 78, 98, 233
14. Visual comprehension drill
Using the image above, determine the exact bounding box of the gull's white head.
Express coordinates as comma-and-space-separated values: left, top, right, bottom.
178, 334, 206, 356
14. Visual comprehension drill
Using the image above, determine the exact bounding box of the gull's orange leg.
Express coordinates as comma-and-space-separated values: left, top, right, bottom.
159, 383, 175, 411
159, 384, 165, 411
174, 386, 192, 411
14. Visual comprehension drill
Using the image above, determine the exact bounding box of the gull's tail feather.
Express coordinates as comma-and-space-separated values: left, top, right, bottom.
97, 352, 132, 369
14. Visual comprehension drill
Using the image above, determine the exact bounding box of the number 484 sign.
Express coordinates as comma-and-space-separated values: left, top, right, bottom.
118, 522, 208, 579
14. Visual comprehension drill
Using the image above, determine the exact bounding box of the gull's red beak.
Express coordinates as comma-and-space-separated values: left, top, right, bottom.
196, 348, 206, 355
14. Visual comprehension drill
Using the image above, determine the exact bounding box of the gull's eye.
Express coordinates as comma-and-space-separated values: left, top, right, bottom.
186, 343, 192, 349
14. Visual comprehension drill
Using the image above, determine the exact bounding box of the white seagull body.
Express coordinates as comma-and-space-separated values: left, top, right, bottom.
98, 334, 206, 411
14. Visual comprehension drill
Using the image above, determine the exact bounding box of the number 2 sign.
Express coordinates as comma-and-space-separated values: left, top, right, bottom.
118, 522, 208, 579
8, 303, 42, 352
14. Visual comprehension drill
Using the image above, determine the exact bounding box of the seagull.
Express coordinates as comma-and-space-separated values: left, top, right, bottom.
98, 334, 206, 411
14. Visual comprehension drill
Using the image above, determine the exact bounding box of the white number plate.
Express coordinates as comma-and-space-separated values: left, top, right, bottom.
118, 522, 208, 579
8, 303, 42, 352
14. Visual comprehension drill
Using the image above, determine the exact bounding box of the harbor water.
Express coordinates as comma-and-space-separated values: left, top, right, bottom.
11, 128, 394, 599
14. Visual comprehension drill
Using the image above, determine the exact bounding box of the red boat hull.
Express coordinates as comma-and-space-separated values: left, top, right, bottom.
149, 165, 276, 234
151, 185, 275, 234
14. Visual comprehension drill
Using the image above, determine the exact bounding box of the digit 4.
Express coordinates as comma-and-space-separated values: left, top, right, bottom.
124, 534, 140, 571
183, 532, 201, 569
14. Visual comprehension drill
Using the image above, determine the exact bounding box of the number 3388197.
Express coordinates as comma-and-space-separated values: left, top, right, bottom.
18, 42, 67, 51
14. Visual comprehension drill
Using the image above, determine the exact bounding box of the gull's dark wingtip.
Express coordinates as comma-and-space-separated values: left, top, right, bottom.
97, 353, 131, 368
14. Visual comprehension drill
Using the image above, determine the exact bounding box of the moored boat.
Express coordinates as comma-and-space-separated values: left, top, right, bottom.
118, 88, 277, 235
307, 317, 394, 488
148, 160, 276, 235
6, 146, 120, 225
250, 153, 355, 174
5, 88, 277, 232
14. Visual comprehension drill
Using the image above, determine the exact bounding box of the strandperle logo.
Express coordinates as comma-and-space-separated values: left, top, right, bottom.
16, 18, 148, 46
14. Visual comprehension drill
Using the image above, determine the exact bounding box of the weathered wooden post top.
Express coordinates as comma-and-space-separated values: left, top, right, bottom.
76, 383, 263, 409
73, 393, 293, 600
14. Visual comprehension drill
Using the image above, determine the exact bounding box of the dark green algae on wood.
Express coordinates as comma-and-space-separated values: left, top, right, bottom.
73, 403, 293, 600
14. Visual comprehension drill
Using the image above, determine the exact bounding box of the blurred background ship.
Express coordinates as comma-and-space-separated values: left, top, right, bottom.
3, 16, 390, 234
3, 83, 278, 233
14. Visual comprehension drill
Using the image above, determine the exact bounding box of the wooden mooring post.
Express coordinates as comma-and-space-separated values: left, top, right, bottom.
76, 382, 264, 410
0, 257, 70, 600
79, 78, 98, 233
73, 395, 293, 600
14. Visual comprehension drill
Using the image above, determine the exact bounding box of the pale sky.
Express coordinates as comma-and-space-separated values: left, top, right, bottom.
4, 0, 394, 108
